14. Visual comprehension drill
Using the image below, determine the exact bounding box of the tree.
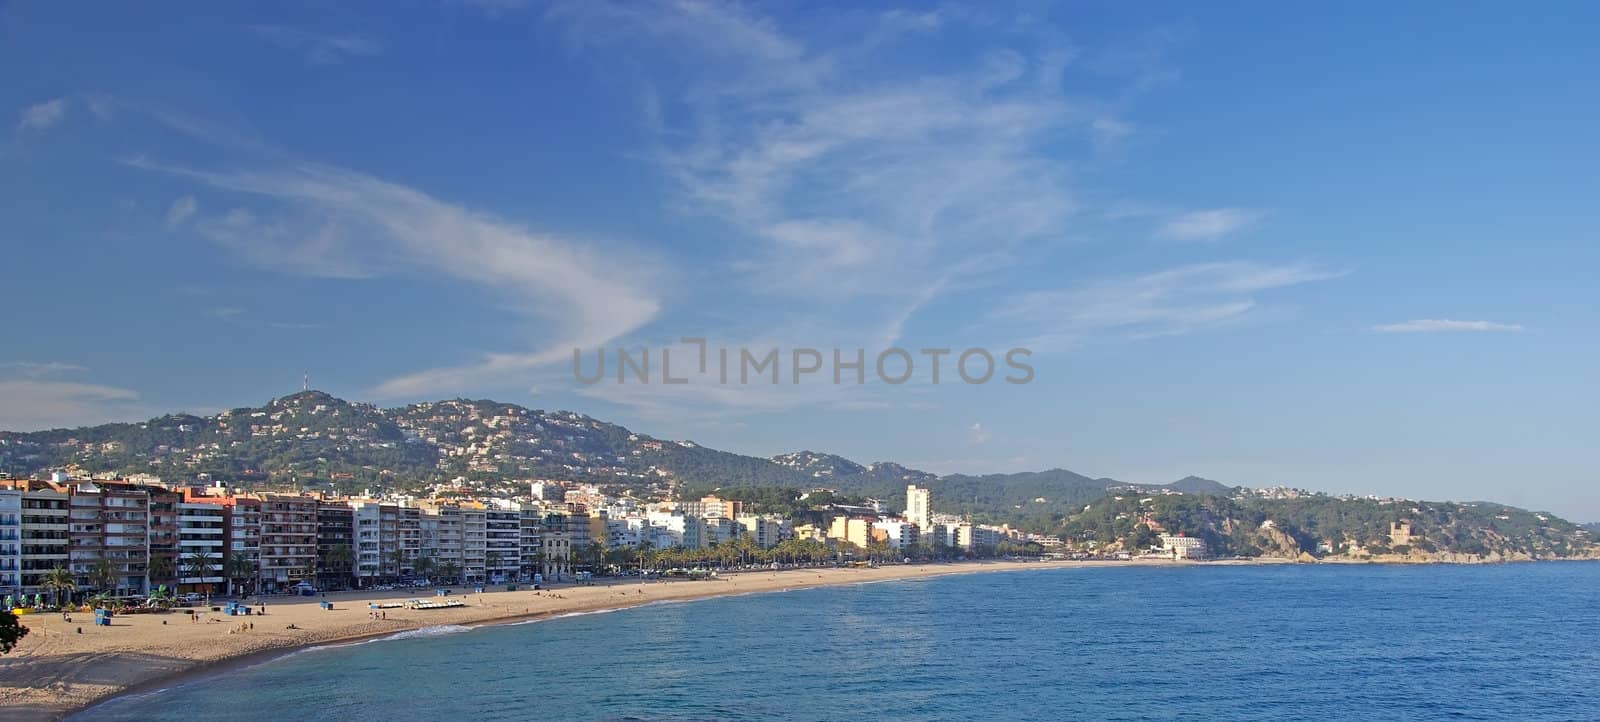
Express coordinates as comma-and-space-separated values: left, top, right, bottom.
438, 561, 462, 583
148, 555, 176, 591
89, 559, 117, 593
224, 552, 256, 596
412, 554, 436, 581
183, 551, 218, 592
389, 547, 408, 580
42, 567, 77, 607
485, 551, 503, 580
323, 545, 354, 588
0, 610, 27, 654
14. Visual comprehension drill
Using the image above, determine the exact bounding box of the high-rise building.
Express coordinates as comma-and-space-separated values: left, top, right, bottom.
175, 500, 226, 594
67, 481, 152, 595
518, 506, 544, 580
316, 501, 355, 590
258, 494, 317, 592
349, 500, 386, 582
3, 480, 69, 596
485, 509, 521, 581
462, 507, 487, 583
147, 487, 181, 593
398, 506, 422, 577
905, 484, 932, 531
0, 489, 21, 597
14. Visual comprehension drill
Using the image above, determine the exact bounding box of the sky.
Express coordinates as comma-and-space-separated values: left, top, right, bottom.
2, 1, 1597, 519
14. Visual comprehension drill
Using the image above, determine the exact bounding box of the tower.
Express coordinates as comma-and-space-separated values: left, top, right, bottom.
905, 484, 932, 531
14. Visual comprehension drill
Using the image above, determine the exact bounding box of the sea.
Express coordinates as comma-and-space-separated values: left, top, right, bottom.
74, 563, 1600, 721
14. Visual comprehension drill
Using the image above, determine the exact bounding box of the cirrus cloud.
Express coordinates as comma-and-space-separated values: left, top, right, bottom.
1372, 319, 1525, 333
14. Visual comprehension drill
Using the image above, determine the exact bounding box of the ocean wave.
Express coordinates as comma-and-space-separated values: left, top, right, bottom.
383, 624, 475, 641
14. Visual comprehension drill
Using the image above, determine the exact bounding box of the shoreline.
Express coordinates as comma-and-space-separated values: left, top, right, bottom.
6, 555, 1583, 721
9, 559, 1097, 721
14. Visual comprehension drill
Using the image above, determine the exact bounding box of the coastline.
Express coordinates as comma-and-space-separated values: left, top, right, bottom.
4, 559, 1115, 721
7, 554, 1578, 721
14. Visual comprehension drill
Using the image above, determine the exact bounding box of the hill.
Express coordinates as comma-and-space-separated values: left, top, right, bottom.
2, 390, 1593, 560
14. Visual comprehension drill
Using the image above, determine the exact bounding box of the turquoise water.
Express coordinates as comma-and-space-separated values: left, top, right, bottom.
76, 564, 1600, 721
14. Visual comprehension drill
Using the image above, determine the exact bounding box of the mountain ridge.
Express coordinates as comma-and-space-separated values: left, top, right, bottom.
0, 390, 1231, 505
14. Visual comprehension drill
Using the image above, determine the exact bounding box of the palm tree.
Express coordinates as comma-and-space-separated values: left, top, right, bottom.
42, 567, 77, 608
412, 554, 436, 582
323, 545, 354, 589
89, 558, 117, 594
388, 547, 408, 581
182, 551, 218, 593
147, 554, 176, 594
224, 552, 256, 597
438, 561, 462, 584
484, 551, 503, 582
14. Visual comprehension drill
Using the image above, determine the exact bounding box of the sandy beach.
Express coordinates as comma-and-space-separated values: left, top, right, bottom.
1, 559, 1145, 721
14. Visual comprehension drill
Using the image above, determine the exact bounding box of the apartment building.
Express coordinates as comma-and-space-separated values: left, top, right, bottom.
258, 494, 317, 591
68, 481, 151, 595
419, 503, 464, 581
462, 507, 487, 583
0, 489, 20, 597
147, 487, 181, 593
225, 497, 261, 594
175, 500, 226, 593
872, 519, 920, 550
399, 506, 422, 577
485, 508, 521, 582
379, 503, 400, 578
737, 514, 793, 549
540, 516, 570, 581
679, 494, 744, 520
828, 516, 873, 549
6, 480, 69, 596
518, 507, 543, 579
349, 500, 387, 583
316, 501, 355, 590
905, 484, 932, 531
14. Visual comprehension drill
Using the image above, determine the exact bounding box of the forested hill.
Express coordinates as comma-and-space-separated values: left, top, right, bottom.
0, 391, 1217, 511
2, 390, 1591, 560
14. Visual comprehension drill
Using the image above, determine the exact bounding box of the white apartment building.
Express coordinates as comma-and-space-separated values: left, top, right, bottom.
350, 501, 386, 581
872, 519, 920, 550
6, 481, 69, 596
176, 501, 226, 592
905, 484, 932, 531
462, 508, 487, 583
0, 489, 21, 597
485, 509, 521, 581
1161, 534, 1207, 559
736, 514, 792, 549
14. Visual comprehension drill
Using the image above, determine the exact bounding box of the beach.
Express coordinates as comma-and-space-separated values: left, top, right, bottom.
1, 559, 1137, 721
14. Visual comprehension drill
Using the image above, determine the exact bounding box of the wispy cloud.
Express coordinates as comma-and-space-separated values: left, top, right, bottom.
208, 306, 245, 322
128, 158, 661, 398
0, 361, 87, 378
17, 97, 68, 131
166, 195, 198, 227
996, 261, 1344, 344
968, 422, 992, 445
1156, 208, 1262, 241
550, 2, 1094, 331
1372, 319, 1525, 333
0, 380, 143, 431
249, 25, 381, 65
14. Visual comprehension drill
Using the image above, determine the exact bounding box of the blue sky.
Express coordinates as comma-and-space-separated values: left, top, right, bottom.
3, 1, 1597, 519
